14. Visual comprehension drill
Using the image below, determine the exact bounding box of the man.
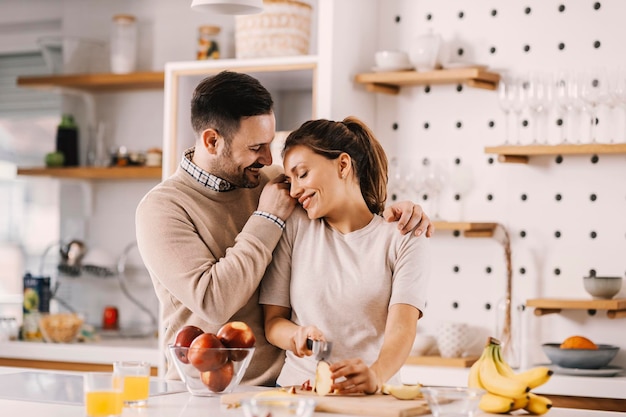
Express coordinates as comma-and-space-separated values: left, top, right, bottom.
136, 71, 433, 386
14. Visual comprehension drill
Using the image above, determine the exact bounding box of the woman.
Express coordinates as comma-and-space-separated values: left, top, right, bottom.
259, 116, 430, 395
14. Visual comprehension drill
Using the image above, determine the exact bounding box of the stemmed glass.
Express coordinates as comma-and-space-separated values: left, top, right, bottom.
510, 77, 527, 145
498, 75, 516, 144
423, 159, 449, 220
554, 71, 579, 144
608, 68, 626, 143
526, 72, 553, 144
388, 157, 407, 202
580, 69, 610, 143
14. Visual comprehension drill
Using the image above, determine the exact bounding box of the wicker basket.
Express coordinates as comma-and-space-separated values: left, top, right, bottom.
39, 313, 83, 343
235, 0, 312, 59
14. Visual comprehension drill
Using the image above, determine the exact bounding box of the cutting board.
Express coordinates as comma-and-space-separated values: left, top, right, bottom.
221, 389, 430, 417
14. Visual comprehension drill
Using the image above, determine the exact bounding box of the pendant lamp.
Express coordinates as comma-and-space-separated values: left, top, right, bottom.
190, 0, 264, 14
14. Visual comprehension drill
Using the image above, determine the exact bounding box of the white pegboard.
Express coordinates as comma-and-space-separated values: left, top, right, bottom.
373, 0, 626, 368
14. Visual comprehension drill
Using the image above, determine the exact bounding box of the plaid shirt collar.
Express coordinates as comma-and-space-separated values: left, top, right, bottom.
180, 147, 235, 192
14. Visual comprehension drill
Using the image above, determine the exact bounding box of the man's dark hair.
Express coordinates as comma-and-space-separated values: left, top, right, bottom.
191, 71, 274, 142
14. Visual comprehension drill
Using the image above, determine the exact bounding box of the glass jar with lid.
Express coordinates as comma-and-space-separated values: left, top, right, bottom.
197, 25, 220, 60
110, 14, 137, 73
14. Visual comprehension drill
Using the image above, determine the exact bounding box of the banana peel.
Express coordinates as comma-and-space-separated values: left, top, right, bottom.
381, 383, 423, 400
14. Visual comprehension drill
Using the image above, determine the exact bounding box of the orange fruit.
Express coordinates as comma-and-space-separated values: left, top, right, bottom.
560, 335, 598, 350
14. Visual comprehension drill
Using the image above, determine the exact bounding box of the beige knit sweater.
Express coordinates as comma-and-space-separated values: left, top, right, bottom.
136, 162, 285, 386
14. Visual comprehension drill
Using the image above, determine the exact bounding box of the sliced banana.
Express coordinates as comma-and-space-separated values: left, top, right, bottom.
381, 383, 423, 400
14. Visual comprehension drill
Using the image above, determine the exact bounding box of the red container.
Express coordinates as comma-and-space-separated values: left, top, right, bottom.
102, 306, 119, 330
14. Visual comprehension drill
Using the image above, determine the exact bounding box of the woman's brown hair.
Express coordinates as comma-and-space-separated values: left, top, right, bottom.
283, 116, 388, 214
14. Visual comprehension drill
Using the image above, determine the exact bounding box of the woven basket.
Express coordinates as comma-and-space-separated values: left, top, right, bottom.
235, 0, 312, 59
39, 313, 83, 343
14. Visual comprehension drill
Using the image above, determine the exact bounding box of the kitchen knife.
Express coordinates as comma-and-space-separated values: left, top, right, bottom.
306, 338, 333, 361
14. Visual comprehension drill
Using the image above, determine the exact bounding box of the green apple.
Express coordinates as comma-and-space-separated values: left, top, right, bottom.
45, 151, 65, 167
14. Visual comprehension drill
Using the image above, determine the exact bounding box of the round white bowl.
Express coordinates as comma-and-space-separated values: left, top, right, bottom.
583, 276, 622, 299
374, 50, 411, 70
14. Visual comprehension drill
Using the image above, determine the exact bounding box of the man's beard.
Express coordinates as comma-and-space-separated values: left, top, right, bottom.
214, 150, 263, 188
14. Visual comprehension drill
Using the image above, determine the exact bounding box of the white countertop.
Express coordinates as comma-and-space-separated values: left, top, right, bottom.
401, 365, 626, 400
0, 367, 622, 417
0, 337, 160, 366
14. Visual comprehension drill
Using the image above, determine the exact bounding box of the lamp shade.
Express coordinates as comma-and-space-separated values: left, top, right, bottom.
191, 0, 263, 15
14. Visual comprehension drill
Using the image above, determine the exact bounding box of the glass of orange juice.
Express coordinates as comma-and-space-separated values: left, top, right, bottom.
84, 372, 123, 417
113, 361, 151, 407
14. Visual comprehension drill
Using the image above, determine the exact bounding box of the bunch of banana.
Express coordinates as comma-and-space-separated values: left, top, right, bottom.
468, 337, 554, 415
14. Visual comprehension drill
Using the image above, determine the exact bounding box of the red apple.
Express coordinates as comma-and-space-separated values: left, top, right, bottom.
187, 333, 228, 372
217, 321, 255, 361
200, 360, 234, 393
173, 325, 204, 363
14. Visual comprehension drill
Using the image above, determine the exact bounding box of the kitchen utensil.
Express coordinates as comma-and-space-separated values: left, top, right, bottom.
542, 343, 619, 369
222, 389, 430, 417
420, 386, 484, 417
306, 338, 333, 360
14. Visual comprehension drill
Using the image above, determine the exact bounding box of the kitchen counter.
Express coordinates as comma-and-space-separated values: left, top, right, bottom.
0, 337, 160, 371
401, 365, 626, 400
0, 367, 623, 417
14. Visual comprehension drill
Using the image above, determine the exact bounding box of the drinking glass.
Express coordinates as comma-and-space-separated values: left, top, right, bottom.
554, 70, 578, 144
608, 68, 626, 143
526, 72, 553, 144
84, 372, 123, 417
113, 361, 150, 407
498, 74, 516, 144
510, 77, 527, 145
388, 157, 407, 202
580, 69, 610, 143
423, 159, 448, 220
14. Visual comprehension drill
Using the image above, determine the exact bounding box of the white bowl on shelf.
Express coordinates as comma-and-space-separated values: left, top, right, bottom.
583, 275, 622, 299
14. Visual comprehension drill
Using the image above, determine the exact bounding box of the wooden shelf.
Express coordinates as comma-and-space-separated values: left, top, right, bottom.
16, 72, 164, 92
17, 166, 162, 180
354, 67, 500, 95
526, 298, 626, 319
485, 143, 626, 164
433, 221, 498, 238
405, 355, 479, 368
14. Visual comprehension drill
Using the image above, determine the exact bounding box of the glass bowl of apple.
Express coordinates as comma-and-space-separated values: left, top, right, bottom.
169, 321, 256, 396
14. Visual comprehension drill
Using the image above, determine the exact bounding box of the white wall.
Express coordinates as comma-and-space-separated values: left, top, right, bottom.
373, 0, 626, 370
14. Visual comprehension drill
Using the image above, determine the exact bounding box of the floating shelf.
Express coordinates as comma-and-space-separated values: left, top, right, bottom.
16, 72, 165, 92
354, 67, 500, 95
485, 143, 626, 164
17, 166, 162, 180
526, 298, 626, 319
433, 221, 498, 238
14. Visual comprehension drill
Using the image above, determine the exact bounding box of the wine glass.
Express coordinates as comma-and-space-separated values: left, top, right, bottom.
608, 68, 626, 143
579, 69, 610, 143
526, 71, 553, 144
498, 74, 516, 144
388, 157, 407, 202
509, 77, 527, 145
422, 159, 449, 220
554, 70, 579, 144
